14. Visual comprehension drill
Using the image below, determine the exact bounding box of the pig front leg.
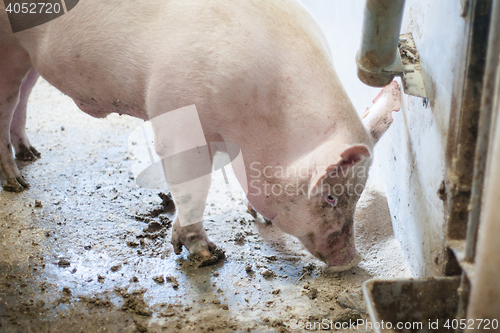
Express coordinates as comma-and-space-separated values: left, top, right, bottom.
362, 80, 401, 142
11, 68, 41, 161
168, 168, 221, 263
0, 45, 32, 192
148, 95, 223, 264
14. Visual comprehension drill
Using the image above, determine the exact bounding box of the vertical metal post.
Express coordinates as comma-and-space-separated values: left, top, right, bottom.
465, 0, 500, 262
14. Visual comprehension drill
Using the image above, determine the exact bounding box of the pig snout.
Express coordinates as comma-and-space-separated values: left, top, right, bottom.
299, 222, 358, 269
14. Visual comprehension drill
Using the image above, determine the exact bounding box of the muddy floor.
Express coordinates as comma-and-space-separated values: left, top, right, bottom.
0, 79, 410, 332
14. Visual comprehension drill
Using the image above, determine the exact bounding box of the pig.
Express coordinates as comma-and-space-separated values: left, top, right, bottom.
0, 0, 401, 269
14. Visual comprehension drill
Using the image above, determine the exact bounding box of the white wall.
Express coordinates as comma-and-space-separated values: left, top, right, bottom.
300, 0, 467, 277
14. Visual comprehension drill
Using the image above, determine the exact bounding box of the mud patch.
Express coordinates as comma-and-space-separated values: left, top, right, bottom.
120, 292, 152, 317
189, 246, 226, 267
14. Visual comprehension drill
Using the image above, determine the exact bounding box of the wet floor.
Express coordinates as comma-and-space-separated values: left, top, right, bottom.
0, 79, 411, 332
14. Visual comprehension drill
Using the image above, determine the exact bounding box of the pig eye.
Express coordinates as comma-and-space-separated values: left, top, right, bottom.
324, 193, 337, 206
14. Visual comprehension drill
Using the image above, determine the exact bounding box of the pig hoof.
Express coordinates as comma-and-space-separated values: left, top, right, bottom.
179, 241, 225, 267
172, 237, 183, 255
171, 219, 226, 266
247, 204, 272, 224
30, 146, 41, 158
2, 177, 28, 192
17, 175, 29, 188
16, 145, 41, 161
247, 203, 258, 218
171, 232, 225, 267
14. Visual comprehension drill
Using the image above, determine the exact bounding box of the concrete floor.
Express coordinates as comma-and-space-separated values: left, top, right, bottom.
0, 79, 411, 332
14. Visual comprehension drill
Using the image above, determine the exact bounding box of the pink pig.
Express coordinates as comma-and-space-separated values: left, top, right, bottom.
0, 0, 400, 269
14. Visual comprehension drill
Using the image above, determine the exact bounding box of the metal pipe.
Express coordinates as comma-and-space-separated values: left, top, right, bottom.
356, 0, 406, 87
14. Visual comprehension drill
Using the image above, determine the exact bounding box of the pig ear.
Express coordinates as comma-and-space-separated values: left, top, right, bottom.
308, 144, 371, 197
338, 144, 371, 169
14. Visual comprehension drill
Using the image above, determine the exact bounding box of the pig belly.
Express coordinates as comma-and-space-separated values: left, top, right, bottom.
71, 98, 144, 119
8, 1, 171, 120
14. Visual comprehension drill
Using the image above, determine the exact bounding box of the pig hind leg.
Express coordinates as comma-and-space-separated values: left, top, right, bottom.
0, 43, 32, 192
11, 68, 41, 161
